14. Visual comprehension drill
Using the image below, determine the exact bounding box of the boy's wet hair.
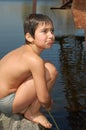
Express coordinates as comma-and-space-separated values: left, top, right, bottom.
24, 14, 53, 43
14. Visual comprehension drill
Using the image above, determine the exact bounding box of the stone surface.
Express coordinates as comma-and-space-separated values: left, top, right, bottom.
0, 113, 45, 130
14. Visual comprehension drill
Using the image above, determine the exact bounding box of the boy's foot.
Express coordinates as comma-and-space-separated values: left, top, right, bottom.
24, 111, 52, 129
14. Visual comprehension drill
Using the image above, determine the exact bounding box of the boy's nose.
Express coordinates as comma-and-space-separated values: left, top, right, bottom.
48, 31, 54, 39
48, 31, 52, 35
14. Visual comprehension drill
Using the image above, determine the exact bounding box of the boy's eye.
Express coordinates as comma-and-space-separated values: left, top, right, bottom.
41, 28, 54, 33
41, 29, 47, 33
51, 29, 54, 33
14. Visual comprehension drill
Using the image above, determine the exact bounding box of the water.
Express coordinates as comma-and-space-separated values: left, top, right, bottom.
0, 1, 86, 130
42, 36, 86, 130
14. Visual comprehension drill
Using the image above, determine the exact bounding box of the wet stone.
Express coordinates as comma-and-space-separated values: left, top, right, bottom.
0, 113, 45, 130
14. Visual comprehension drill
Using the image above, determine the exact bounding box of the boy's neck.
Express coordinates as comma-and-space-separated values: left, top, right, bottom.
29, 44, 43, 55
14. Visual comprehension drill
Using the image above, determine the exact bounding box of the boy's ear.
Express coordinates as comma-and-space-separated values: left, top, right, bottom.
25, 33, 34, 43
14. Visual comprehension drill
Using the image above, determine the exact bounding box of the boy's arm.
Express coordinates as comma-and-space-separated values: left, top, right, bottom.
30, 56, 52, 110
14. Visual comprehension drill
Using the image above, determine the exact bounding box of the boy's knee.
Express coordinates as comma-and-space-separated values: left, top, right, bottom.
50, 65, 58, 81
45, 62, 58, 81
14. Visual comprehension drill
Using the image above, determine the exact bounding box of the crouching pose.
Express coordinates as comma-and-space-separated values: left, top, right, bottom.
0, 14, 58, 129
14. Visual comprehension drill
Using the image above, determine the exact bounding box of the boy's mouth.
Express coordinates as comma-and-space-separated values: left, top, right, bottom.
47, 40, 54, 44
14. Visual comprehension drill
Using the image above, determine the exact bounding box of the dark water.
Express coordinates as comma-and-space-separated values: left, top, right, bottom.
0, 1, 86, 130
41, 36, 86, 130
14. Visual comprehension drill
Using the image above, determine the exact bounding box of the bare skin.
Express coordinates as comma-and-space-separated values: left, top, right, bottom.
0, 22, 58, 128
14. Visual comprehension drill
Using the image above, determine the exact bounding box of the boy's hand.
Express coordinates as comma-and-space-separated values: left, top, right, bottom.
43, 99, 53, 111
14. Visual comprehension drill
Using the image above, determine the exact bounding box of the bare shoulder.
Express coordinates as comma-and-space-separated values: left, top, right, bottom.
22, 49, 44, 72
24, 51, 44, 68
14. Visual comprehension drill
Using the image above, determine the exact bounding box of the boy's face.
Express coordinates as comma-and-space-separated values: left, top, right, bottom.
33, 22, 55, 50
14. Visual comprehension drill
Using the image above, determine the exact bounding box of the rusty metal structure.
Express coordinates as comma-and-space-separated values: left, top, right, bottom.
50, 0, 86, 31
72, 0, 86, 30
60, 0, 73, 9
32, 0, 37, 13
51, 0, 73, 9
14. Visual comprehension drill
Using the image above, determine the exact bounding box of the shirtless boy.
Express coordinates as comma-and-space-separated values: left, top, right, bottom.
0, 14, 58, 129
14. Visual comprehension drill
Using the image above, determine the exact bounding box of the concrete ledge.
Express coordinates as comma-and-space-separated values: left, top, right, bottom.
0, 113, 45, 130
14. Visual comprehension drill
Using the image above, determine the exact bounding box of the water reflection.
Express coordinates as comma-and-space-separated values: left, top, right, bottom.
59, 36, 86, 111
58, 36, 86, 130
68, 111, 86, 130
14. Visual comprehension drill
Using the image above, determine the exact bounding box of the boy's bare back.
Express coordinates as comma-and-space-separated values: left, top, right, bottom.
0, 45, 43, 98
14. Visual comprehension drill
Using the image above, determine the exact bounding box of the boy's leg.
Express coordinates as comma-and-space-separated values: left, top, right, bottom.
13, 62, 58, 128
24, 62, 58, 128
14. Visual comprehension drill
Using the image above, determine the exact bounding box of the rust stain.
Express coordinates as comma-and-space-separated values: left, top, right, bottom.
72, 0, 86, 29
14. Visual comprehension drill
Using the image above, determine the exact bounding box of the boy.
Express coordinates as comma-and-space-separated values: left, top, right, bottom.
0, 14, 58, 129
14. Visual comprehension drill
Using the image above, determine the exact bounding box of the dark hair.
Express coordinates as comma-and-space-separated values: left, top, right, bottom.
24, 14, 53, 43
